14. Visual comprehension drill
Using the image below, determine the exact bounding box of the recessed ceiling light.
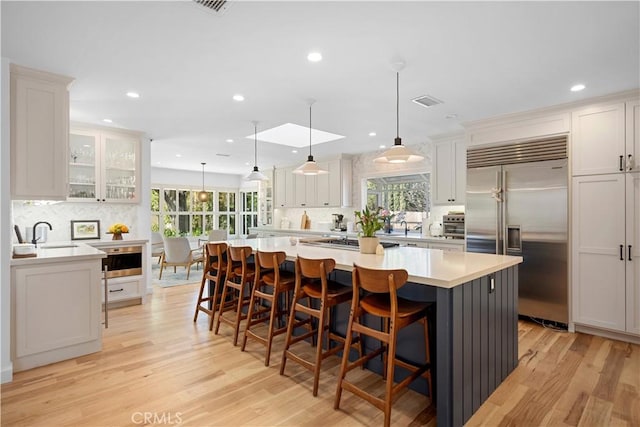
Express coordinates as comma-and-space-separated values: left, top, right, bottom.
103, 118, 113, 123
571, 84, 586, 92
369, 132, 377, 137
245, 162, 250, 166
233, 94, 245, 101
379, 145, 386, 149
445, 114, 458, 119
292, 149, 298, 154
156, 161, 161, 165
126, 92, 140, 98
307, 52, 322, 62
176, 154, 182, 158
83, 144, 91, 148
226, 139, 234, 143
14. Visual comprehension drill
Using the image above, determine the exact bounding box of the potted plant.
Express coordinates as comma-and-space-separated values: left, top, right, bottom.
354, 206, 383, 254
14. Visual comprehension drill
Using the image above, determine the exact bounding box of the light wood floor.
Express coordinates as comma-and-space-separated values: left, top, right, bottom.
2, 282, 638, 426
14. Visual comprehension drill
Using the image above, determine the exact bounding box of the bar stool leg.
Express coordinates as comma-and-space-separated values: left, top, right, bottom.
241, 282, 258, 352
264, 291, 278, 366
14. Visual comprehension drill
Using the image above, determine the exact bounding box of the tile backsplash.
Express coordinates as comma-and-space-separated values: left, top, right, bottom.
12, 201, 139, 243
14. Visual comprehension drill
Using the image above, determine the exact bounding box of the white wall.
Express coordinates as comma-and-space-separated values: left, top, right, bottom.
1, 56, 13, 383
151, 167, 243, 189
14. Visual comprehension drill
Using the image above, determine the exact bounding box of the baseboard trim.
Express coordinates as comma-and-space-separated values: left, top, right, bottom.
574, 324, 640, 345
1, 362, 13, 383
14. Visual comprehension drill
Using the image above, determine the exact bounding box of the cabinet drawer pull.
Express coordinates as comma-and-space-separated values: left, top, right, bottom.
619, 155, 624, 171
109, 288, 124, 293
628, 154, 634, 171
629, 245, 633, 261
620, 244, 624, 261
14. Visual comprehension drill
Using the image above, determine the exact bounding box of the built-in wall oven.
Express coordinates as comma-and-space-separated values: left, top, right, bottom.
101, 245, 143, 278
442, 214, 465, 239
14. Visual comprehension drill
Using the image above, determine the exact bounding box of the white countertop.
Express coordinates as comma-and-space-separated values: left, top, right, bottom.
229, 236, 521, 289
10, 242, 106, 266
249, 226, 465, 246
10, 238, 149, 266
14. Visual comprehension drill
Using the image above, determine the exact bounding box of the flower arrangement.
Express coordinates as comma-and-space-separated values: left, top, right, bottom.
379, 209, 395, 222
108, 223, 129, 234
354, 206, 384, 237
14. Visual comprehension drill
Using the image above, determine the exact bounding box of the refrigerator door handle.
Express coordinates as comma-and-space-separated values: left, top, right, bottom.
502, 169, 507, 255
495, 170, 502, 254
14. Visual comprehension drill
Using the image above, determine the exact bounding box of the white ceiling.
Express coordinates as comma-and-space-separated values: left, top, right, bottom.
2, 1, 639, 176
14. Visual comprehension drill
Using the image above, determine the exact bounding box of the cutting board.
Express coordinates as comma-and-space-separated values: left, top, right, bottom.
301, 211, 311, 229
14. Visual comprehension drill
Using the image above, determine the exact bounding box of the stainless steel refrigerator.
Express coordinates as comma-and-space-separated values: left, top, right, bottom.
466, 139, 568, 324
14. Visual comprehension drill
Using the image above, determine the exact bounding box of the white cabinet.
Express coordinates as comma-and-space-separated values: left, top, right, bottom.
68, 125, 141, 203
274, 167, 295, 207
627, 100, 640, 173
432, 139, 466, 204
274, 157, 352, 208
294, 173, 316, 207
571, 103, 627, 176
572, 173, 638, 335
11, 259, 102, 372
10, 64, 74, 200
626, 172, 640, 335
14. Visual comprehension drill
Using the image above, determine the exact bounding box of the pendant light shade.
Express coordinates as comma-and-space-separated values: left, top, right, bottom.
197, 162, 208, 202
293, 100, 328, 176
374, 62, 424, 164
245, 121, 268, 181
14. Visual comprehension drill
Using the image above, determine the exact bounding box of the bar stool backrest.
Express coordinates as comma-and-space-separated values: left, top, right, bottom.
255, 250, 286, 283
227, 245, 252, 276
296, 256, 336, 279
205, 241, 228, 270
352, 264, 408, 294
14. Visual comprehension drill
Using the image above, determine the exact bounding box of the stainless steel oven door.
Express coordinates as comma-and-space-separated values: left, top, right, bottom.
102, 245, 143, 278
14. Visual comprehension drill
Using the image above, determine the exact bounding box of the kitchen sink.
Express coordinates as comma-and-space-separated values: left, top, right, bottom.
41, 244, 79, 249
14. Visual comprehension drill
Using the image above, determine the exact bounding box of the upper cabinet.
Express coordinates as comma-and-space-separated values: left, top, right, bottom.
571, 103, 628, 176
432, 138, 466, 205
273, 157, 352, 208
627, 100, 640, 173
10, 64, 74, 200
274, 166, 295, 208
68, 125, 141, 203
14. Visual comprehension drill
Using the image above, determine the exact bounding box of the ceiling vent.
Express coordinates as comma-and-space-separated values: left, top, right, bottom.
411, 95, 444, 109
192, 0, 232, 15
216, 153, 230, 157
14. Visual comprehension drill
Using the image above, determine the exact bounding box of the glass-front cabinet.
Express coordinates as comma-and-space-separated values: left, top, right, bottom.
68, 125, 141, 203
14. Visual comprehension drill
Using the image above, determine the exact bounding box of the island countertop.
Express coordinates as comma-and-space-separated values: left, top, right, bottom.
228, 236, 522, 289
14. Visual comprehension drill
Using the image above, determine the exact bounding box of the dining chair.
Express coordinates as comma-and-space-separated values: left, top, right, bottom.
151, 232, 164, 264
198, 229, 227, 246
159, 236, 203, 280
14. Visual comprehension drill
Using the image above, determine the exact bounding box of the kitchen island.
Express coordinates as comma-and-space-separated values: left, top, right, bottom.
226, 236, 522, 427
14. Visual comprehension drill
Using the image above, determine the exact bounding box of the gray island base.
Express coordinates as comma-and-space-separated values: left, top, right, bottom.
221, 237, 522, 427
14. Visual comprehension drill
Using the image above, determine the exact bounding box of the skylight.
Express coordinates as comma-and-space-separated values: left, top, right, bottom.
247, 123, 344, 148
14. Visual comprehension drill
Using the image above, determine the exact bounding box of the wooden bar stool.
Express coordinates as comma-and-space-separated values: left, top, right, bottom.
280, 256, 362, 396
241, 250, 295, 366
193, 241, 228, 331
215, 245, 255, 346
334, 263, 432, 427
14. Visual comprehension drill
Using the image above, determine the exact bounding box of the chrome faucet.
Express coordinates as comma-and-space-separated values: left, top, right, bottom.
400, 221, 408, 237
31, 221, 52, 246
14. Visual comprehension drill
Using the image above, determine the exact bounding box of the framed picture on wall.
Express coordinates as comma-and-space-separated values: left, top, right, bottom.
71, 220, 100, 240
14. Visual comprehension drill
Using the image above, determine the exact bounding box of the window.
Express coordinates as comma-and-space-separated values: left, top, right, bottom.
151, 186, 218, 237
365, 173, 430, 230
218, 191, 236, 236
241, 190, 259, 235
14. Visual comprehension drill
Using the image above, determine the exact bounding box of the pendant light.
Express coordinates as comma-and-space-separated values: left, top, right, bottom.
245, 121, 268, 181
293, 99, 328, 175
197, 162, 208, 202
374, 60, 424, 164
